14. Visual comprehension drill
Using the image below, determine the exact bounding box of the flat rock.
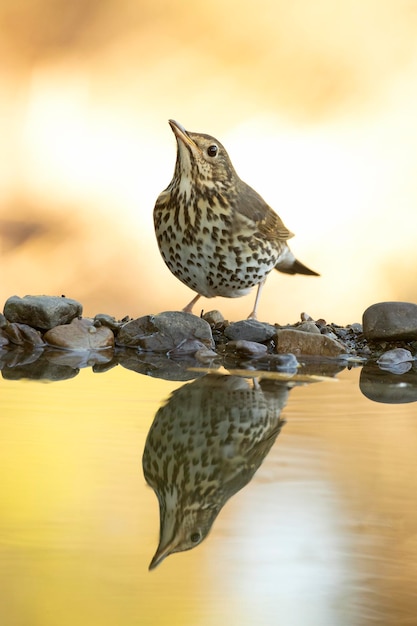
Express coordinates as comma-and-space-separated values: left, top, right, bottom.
363, 301, 417, 340
275, 328, 347, 356
44, 318, 114, 350
116, 311, 214, 354
2, 322, 44, 347
224, 319, 276, 342
4, 295, 82, 330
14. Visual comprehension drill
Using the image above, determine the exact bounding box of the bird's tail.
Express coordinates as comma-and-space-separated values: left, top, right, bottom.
275, 249, 319, 276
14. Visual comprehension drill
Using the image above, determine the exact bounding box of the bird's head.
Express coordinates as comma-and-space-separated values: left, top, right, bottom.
168, 119, 237, 188
149, 495, 221, 570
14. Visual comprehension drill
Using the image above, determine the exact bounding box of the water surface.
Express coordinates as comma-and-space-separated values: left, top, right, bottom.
0, 365, 416, 626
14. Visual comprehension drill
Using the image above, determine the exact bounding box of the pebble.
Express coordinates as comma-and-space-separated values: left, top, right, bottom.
94, 313, 126, 331
377, 348, 414, 366
202, 310, 225, 326
363, 301, 417, 340
3, 295, 82, 330
225, 340, 268, 357
224, 319, 276, 342
297, 321, 321, 334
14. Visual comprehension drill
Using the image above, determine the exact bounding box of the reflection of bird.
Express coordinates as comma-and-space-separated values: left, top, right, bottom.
154, 120, 319, 318
142, 374, 288, 569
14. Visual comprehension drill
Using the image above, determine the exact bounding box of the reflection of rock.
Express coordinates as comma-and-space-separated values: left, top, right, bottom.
1, 350, 79, 381
0, 346, 114, 381
142, 374, 288, 569
360, 362, 417, 403
117, 349, 213, 381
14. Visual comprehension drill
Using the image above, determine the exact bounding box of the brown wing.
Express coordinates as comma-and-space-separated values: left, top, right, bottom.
232, 179, 294, 241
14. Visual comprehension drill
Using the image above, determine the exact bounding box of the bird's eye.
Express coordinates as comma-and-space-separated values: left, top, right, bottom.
207, 144, 218, 157
190, 532, 201, 543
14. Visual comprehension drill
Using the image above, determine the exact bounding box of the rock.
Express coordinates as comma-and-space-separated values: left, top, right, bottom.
116, 311, 214, 354
202, 310, 225, 326
377, 348, 414, 367
363, 301, 417, 340
94, 313, 126, 331
195, 347, 219, 362
225, 340, 268, 357
297, 321, 321, 334
224, 319, 276, 342
275, 328, 347, 356
2, 322, 44, 347
44, 318, 114, 350
4, 295, 82, 330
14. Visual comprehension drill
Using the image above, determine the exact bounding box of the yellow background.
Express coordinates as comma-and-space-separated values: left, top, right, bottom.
1, 0, 417, 323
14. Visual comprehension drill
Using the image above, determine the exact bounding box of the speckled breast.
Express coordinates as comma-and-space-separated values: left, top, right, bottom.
154, 191, 281, 298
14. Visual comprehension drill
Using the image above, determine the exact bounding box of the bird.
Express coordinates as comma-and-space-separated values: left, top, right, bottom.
142, 374, 288, 569
153, 119, 319, 319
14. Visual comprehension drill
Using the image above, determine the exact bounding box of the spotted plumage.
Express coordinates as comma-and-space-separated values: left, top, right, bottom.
154, 120, 319, 317
142, 374, 288, 569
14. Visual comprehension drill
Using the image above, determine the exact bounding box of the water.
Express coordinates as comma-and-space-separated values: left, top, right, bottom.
0, 363, 416, 626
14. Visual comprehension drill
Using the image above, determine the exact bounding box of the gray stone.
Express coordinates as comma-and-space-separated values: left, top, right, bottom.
377, 348, 414, 366
225, 340, 268, 357
2, 322, 44, 347
44, 318, 114, 351
224, 319, 276, 342
363, 301, 417, 340
275, 328, 347, 356
4, 295, 82, 330
94, 313, 126, 331
349, 323, 363, 333
297, 321, 321, 334
116, 311, 214, 354
202, 310, 225, 326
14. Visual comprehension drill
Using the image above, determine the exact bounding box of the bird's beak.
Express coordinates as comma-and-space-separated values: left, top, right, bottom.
169, 119, 201, 155
148, 537, 177, 571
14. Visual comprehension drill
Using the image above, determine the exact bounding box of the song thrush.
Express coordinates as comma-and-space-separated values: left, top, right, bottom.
142, 374, 288, 569
154, 120, 319, 318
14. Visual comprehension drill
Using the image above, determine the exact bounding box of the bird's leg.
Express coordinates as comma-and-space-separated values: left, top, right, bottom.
247, 279, 265, 319
183, 293, 201, 314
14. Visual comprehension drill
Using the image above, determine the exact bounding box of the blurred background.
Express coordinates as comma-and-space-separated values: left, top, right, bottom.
1, 0, 417, 325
